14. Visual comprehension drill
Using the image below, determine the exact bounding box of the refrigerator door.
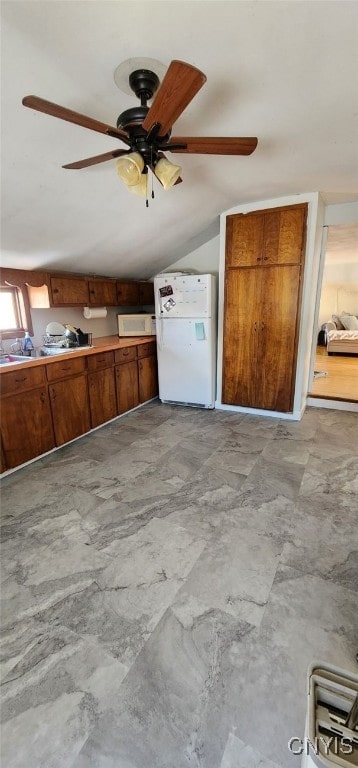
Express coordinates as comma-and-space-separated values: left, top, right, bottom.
157, 317, 216, 407
154, 274, 214, 319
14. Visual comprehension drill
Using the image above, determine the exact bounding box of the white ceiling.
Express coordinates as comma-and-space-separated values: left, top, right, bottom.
1, 0, 358, 279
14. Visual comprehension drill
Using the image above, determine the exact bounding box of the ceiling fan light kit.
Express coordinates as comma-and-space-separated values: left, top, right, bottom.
116, 151, 144, 186
22, 59, 258, 206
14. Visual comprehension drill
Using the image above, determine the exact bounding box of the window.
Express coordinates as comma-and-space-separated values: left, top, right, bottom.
0, 283, 33, 339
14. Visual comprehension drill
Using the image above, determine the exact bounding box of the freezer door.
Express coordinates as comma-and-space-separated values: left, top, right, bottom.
157, 318, 216, 407
154, 274, 215, 318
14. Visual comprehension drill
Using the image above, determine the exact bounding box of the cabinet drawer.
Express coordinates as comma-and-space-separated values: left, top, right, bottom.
114, 346, 137, 364
0, 365, 46, 396
46, 356, 86, 382
87, 351, 114, 371
137, 341, 156, 359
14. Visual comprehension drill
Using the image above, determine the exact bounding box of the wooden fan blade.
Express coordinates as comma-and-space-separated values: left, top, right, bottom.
22, 95, 130, 143
142, 61, 206, 137
165, 137, 258, 155
62, 149, 129, 169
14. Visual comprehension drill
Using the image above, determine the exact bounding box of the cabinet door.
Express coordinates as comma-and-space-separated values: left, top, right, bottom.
88, 367, 117, 428
138, 282, 154, 305
263, 206, 307, 265
226, 213, 264, 267
138, 355, 158, 403
1, 388, 54, 469
49, 374, 90, 445
117, 281, 140, 306
257, 265, 301, 412
226, 205, 307, 269
115, 361, 139, 414
50, 276, 89, 306
222, 268, 259, 407
88, 279, 117, 306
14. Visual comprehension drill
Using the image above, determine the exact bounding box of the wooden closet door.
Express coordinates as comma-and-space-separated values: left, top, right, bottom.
258, 265, 301, 412
222, 268, 260, 406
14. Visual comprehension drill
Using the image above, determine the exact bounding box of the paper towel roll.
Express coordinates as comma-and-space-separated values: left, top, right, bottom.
83, 307, 107, 319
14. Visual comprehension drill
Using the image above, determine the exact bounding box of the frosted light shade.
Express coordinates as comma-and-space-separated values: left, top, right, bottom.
127, 173, 147, 197
154, 157, 181, 190
116, 152, 144, 186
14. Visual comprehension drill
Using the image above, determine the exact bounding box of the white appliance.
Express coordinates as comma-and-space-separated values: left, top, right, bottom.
117, 314, 156, 337
154, 273, 216, 408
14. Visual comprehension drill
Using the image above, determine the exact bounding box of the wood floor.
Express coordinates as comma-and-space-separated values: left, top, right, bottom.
309, 346, 358, 401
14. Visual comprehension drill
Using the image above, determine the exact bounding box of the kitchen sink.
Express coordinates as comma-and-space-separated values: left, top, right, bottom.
0, 354, 37, 366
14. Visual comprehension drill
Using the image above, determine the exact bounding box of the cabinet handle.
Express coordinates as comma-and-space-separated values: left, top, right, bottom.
61, 366, 71, 371
53, 288, 59, 293
40, 392, 46, 404
15, 376, 27, 383
256, 257, 261, 262
263, 256, 268, 261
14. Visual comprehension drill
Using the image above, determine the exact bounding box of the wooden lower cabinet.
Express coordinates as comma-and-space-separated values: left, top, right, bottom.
49, 373, 90, 445
1, 388, 54, 468
115, 360, 139, 414
88, 367, 117, 428
138, 355, 158, 403
0, 340, 158, 472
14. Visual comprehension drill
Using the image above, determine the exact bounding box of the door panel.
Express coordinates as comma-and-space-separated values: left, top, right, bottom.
225, 213, 264, 267
115, 361, 139, 414
2, 388, 54, 468
49, 374, 90, 445
88, 367, 117, 428
139, 356, 158, 404
222, 268, 259, 406
264, 206, 306, 265
258, 265, 301, 412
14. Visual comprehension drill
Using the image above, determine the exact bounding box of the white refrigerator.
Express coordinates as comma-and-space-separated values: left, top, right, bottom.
154, 273, 216, 408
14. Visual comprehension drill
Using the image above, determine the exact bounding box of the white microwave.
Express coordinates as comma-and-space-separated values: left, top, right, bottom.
117, 314, 156, 337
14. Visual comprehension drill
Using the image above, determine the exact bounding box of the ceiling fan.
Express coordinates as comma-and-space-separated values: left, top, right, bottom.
22, 59, 258, 197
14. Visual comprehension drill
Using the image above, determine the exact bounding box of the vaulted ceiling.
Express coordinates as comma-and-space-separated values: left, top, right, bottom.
1, 1, 358, 278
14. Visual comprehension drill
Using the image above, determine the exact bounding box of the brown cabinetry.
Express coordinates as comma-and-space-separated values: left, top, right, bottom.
50, 275, 90, 306
88, 279, 117, 307
222, 203, 307, 413
115, 360, 139, 414
225, 204, 307, 268
87, 351, 117, 428
138, 281, 154, 305
138, 354, 158, 403
47, 357, 90, 445
117, 280, 140, 306
0, 338, 157, 472
0, 370, 54, 469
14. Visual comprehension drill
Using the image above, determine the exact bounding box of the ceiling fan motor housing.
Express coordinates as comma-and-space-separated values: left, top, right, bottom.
116, 69, 172, 165
128, 69, 160, 103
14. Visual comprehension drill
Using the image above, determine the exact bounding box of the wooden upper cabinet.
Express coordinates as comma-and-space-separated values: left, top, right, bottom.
88, 279, 117, 306
226, 204, 307, 268
117, 280, 140, 305
138, 281, 154, 305
50, 275, 89, 306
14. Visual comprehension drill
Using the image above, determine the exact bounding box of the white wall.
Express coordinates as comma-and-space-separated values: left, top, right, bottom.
2, 303, 153, 354
162, 235, 220, 276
